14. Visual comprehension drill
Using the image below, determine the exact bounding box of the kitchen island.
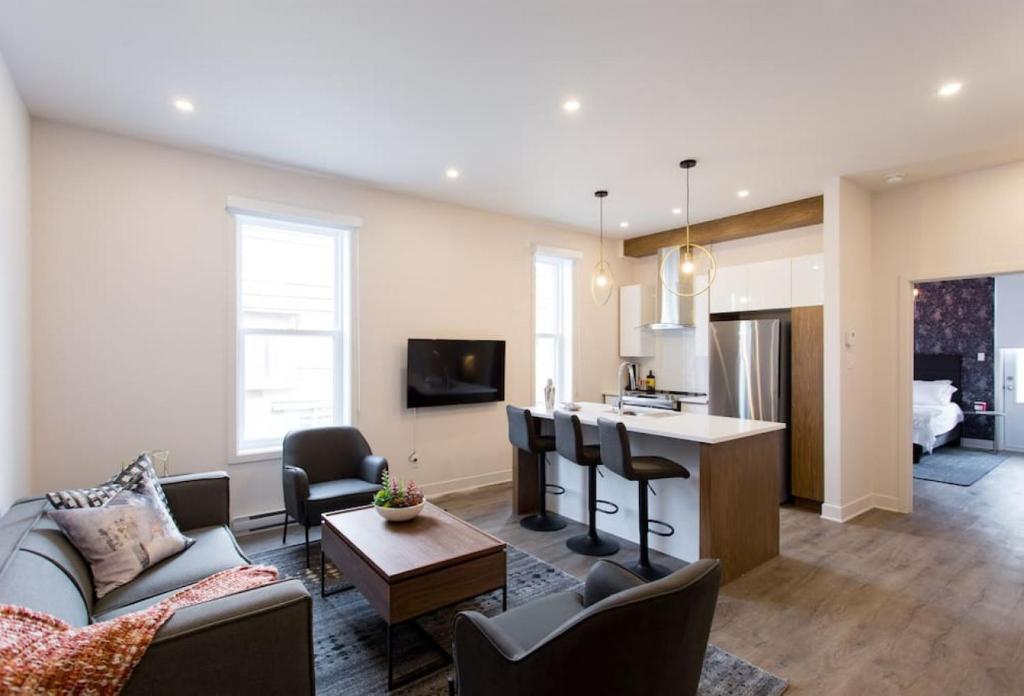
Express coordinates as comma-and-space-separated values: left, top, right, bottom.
512, 401, 786, 583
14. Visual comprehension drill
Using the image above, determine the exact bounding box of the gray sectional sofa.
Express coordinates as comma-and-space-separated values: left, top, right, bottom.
0, 471, 314, 695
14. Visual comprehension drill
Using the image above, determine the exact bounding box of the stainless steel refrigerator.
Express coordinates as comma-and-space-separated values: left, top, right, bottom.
709, 317, 790, 502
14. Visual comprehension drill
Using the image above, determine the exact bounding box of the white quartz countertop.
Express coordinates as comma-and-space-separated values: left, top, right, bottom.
526, 401, 785, 445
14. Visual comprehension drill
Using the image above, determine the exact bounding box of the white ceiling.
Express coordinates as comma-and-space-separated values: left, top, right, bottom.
1, 1, 1022, 235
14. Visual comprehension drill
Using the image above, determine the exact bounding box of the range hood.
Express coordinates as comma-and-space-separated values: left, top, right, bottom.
641, 246, 695, 330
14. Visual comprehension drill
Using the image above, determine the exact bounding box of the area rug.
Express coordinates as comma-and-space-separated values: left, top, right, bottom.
251, 541, 788, 696
913, 447, 1007, 486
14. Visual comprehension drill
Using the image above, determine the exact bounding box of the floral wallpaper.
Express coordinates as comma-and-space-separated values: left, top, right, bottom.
914, 277, 994, 440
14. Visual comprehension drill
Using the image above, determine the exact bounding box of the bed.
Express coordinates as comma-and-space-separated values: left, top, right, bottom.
912, 354, 965, 463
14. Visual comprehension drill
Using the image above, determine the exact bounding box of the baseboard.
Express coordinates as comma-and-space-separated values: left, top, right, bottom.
230, 469, 512, 535
961, 438, 995, 451
820, 492, 900, 523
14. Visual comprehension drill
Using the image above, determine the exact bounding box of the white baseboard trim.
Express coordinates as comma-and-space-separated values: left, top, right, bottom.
229, 470, 513, 535
821, 492, 901, 523
961, 438, 995, 450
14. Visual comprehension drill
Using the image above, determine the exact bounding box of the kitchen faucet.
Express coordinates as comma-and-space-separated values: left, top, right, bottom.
616, 361, 636, 415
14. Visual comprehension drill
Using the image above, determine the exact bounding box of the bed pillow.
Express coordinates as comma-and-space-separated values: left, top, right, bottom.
48, 475, 194, 598
913, 380, 957, 405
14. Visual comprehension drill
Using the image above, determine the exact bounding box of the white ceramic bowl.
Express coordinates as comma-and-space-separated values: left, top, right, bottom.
374, 500, 425, 522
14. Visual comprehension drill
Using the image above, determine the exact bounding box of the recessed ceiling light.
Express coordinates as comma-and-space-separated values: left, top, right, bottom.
445, 167, 460, 179
672, 207, 682, 215
885, 172, 906, 185
562, 98, 581, 113
619, 221, 629, 229
174, 98, 195, 113
737, 189, 750, 198
937, 81, 962, 97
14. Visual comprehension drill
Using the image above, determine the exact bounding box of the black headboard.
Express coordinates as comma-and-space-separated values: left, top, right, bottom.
914, 353, 963, 404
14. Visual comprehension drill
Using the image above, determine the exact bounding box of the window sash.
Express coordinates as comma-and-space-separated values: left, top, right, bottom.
234, 213, 353, 458
534, 253, 575, 405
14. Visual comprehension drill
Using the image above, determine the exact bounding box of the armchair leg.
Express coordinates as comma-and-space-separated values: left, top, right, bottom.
305, 525, 311, 568
281, 513, 289, 544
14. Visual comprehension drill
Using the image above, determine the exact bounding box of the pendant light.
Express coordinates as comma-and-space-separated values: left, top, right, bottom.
591, 190, 614, 306
660, 159, 716, 298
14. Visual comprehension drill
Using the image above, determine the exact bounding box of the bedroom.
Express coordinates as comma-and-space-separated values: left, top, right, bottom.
912, 273, 1024, 486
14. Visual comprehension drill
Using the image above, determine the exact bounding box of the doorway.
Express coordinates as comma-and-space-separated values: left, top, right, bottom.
997, 348, 1024, 452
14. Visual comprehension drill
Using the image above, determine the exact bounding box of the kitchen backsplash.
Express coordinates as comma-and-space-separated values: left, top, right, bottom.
636, 328, 709, 393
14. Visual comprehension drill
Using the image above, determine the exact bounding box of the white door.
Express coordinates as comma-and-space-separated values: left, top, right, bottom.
1001, 348, 1024, 451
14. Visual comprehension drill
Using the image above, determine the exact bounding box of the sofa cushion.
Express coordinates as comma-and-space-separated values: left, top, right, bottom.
20, 515, 96, 613
46, 453, 171, 513
92, 525, 248, 616
489, 590, 585, 652
305, 478, 382, 521
0, 550, 91, 627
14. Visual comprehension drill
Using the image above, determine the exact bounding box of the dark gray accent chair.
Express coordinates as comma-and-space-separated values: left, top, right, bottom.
0, 472, 315, 695
452, 558, 721, 696
282, 426, 388, 566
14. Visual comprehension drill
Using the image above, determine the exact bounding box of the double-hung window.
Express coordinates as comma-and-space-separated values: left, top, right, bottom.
233, 211, 354, 458
534, 250, 576, 405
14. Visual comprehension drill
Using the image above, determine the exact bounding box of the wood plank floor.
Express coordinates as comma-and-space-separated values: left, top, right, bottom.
241, 453, 1024, 695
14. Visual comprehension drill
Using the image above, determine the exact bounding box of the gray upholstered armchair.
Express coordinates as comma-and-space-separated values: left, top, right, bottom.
452, 559, 721, 696
282, 426, 388, 566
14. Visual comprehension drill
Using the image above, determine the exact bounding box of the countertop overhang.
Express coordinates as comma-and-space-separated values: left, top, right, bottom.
524, 401, 786, 445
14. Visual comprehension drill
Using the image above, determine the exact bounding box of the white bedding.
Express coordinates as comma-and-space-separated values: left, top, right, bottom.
912, 402, 964, 453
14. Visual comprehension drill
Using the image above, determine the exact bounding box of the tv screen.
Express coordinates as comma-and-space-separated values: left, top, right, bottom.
407, 339, 506, 408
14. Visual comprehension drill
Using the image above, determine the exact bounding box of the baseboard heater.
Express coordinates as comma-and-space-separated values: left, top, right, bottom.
232, 509, 286, 536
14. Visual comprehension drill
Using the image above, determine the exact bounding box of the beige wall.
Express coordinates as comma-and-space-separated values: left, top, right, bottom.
869, 161, 1024, 511
0, 51, 30, 512
30, 120, 629, 518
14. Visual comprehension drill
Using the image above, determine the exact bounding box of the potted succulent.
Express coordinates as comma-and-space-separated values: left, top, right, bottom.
372, 470, 426, 522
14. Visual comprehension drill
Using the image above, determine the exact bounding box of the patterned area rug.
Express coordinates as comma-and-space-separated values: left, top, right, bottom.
914, 447, 1007, 486
251, 541, 787, 695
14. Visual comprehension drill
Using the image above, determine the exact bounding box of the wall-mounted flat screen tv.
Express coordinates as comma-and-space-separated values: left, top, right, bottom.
407, 339, 506, 408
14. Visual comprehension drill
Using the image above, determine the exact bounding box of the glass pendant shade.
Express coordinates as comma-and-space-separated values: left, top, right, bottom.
660, 159, 716, 298
591, 259, 614, 305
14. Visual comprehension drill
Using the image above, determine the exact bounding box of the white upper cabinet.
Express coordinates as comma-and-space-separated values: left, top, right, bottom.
791, 253, 825, 307
746, 258, 792, 311
709, 265, 749, 313
619, 284, 654, 357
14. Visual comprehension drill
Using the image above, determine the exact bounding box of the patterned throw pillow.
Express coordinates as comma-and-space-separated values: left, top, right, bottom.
48, 475, 194, 598
46, 453, 171, 512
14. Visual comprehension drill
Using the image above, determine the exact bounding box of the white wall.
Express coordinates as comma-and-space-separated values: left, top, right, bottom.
30, 120, 629, 519
0, 51, 30, 512
869, 160, 1024, 512
822, 177, 877, 521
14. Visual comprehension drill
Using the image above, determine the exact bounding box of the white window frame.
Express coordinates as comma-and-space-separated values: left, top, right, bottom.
533, 247, 580, 406
227, 197, 360, 463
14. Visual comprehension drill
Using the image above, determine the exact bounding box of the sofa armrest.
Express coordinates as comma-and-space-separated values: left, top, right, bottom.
582, 560, 647, 607
159, 471, 230, 531
359, 455, 388, 485
122, 579, 314, 696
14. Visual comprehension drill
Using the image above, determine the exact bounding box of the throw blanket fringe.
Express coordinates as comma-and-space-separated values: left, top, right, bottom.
0, 564, 278, 695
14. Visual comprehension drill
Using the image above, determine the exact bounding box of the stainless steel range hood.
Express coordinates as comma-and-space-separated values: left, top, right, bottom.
641, 246, 695, 329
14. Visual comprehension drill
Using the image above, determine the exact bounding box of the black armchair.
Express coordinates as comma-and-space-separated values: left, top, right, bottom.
452, 559, 721, 696
282, 426, 388, 566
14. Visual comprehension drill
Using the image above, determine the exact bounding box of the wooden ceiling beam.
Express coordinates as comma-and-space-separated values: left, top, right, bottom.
622, 195, 824, 258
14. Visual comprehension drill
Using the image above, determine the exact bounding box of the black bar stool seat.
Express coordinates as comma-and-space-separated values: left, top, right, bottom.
597, 417, 690, 580
554, 411, 620, 557
507, 406, 567, 532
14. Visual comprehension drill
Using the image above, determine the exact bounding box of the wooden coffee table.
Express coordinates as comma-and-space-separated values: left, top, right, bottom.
320, 502, 507, 690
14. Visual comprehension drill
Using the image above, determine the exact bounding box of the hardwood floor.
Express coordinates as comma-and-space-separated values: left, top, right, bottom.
240, 454, 1024, 694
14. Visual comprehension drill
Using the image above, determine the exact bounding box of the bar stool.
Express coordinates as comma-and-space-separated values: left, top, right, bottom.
507, 406, 567, 532
554, 411, 621, 556
597, 417, 689, 580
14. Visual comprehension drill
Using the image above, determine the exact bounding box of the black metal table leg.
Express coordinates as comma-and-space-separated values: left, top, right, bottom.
502, 585, 508, 611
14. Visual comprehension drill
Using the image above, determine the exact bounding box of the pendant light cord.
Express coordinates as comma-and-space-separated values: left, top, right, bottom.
685, 165, 691, 251
599, 196, 605, 263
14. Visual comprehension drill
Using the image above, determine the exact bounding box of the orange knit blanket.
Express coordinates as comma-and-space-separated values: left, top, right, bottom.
0, 565, 279, 695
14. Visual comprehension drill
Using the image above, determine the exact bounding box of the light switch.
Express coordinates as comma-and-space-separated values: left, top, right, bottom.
977, 352, 986, 362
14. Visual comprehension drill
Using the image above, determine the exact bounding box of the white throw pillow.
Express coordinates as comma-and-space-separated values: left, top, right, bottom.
48, 475, 193, 598
913, 380, 957, 406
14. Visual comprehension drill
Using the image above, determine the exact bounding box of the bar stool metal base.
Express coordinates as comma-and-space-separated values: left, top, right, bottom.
566, 533, 620, 557
626, 560, 672, 582
520, 512, 568, 532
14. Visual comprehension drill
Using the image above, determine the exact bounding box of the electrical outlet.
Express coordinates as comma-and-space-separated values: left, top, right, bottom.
977, 352, 986, 362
